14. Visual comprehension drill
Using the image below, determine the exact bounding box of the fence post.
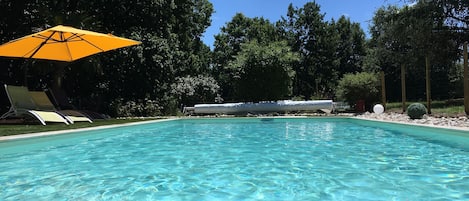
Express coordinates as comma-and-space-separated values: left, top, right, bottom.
380, 71, 386, 109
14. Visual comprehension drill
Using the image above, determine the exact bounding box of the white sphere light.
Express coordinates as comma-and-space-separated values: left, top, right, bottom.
373, 104, 384, 114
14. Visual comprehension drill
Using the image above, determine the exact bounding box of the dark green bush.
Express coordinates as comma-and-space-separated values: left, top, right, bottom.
407, 103, 427, 119
336, 72, 380, 110
110, 98, 162, 117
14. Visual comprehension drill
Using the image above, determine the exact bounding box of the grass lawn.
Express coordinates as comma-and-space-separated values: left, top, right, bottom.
385, 99, 466, 116
0, 118, 163, 137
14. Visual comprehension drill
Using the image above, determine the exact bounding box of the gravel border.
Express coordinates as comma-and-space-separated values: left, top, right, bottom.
356, 112, 469, 129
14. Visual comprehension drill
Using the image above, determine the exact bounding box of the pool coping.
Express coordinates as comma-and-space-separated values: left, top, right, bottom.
1, 116, 468, 142
352, 116, 469, 132
0, 118, 178, 142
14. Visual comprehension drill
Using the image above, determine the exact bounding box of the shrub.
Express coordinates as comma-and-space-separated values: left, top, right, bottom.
170, 75, 221, 106
291, 95, 305, 101
110, 98, 162, 117
228, 40, 298, 102
407, 103, 427, 119
336, 72, 380, 110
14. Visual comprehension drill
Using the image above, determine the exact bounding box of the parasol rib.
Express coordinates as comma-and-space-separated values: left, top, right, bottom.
73, 33, 106, 52
28, 31, 57, 58
61, 32, 74, 61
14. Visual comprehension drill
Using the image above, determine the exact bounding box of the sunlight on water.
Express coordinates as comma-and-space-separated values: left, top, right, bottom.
1, 118, 468, 200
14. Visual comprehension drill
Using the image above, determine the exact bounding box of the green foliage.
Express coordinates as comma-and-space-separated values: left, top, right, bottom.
110, 98, 162, 117
331, 16, 366, 76
228, 40, 299, 101
336, 72, 380, 107
407, 103, 427, 119
368, 3, 461, 101
159, 95, 180, 116
92, 0, 214, 109
278, 2, 337, 98
213, 14, 281, 101
0, 0, 466, 117
0, 0, 214, 116
291, 95, 305, 101
277, 2, 367, 99
405, 0, 468, 38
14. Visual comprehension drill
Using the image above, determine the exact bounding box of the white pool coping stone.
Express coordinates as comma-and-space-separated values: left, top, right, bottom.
0, 118, 177, 142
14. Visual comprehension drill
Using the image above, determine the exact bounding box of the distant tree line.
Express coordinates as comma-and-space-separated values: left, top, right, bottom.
0, 0, 467, 116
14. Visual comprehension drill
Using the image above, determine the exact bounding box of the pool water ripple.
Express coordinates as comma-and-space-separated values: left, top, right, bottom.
1, 118, 469, 200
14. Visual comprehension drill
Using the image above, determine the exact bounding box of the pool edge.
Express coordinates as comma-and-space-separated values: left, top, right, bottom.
352, 116, 469, 132
0, 118, 178, 142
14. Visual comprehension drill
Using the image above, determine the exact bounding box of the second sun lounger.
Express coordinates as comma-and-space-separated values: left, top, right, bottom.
29, 91, 93, 124
1, 85, 69, 125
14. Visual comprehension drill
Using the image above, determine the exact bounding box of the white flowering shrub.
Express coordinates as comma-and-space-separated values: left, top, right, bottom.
170, 75, 221, 106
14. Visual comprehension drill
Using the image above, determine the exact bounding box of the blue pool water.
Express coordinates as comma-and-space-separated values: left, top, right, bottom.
1, 118, 468, 200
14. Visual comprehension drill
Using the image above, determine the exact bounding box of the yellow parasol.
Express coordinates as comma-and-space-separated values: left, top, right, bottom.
0, 25, 141, 61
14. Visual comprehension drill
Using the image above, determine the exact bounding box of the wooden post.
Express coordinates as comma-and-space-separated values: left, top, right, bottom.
380, 71, 386, 108
464, 42, 469, 115
401, 64, 406, 112
426, 55, 431, 114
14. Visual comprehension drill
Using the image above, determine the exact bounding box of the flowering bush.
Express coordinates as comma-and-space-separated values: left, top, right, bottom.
170, 75, 221, 105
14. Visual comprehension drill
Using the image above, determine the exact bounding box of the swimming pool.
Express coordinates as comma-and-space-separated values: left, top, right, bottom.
1, 118, 468, 200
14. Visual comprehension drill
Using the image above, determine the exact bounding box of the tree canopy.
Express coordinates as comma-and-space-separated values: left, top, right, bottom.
0, 0, 466, 116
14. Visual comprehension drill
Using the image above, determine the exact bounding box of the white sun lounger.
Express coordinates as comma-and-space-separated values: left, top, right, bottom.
29, 91, 93, 124
1, 85, 69, 125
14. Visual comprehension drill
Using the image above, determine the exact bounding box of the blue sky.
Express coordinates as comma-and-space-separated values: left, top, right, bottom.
202, 0, 404, 48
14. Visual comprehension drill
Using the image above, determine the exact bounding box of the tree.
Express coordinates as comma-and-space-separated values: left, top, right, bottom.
0, 0, 215, 116
74, 0, 214, 114
404, 0, 468, 41
367, 6, 406, 101
278, 2, 339, 99
228, 40, 299, 101
336, 72, 380, 110
213, 14, 282, 101
368, 3, 460, 102
331, 16, 367, 77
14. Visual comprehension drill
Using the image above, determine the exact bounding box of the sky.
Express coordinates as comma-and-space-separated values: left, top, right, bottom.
202, 0, 405, 48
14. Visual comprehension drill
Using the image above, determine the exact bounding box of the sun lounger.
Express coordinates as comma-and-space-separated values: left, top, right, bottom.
29, 91, 93, 123
1, 85, 69, 125
47, 87, 107, 120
